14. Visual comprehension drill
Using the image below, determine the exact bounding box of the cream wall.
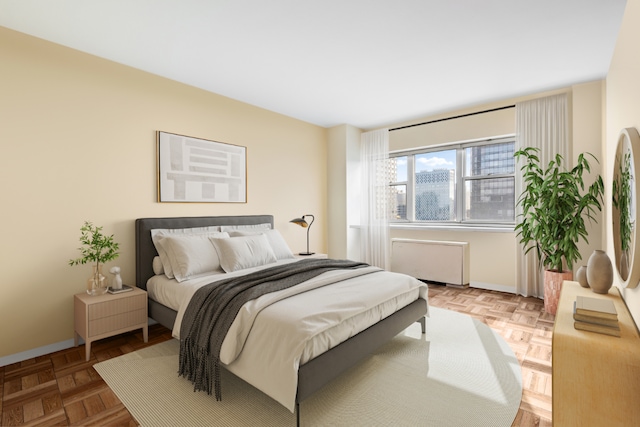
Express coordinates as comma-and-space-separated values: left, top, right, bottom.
0, 27, 327, 360
572, 81, 606, 273
327, 124, 361, 260
389, 107, 515, 151
606, 0, 640, 325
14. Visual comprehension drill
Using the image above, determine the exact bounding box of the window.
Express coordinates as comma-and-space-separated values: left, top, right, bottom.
415, 149, 457, 221
389, 137, 515, 226
388, 156, 408, 220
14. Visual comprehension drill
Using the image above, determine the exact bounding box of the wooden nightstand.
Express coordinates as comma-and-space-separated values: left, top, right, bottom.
74, 287, 148, 361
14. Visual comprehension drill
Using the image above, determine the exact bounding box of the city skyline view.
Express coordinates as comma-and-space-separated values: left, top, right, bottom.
392, 150, 457, 182
389, 140, 514, 222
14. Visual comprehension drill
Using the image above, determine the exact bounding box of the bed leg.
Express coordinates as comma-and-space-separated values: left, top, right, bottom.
419, 317, 426, 334
296, 402, 301, 427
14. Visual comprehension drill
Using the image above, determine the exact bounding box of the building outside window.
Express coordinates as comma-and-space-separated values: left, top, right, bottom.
388, 156, 408, 220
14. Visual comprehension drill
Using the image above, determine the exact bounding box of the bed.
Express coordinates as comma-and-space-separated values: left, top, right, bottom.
135, 215, 428, 424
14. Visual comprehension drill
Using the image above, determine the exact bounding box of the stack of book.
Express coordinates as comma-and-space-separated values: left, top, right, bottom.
573, 295, 620, 337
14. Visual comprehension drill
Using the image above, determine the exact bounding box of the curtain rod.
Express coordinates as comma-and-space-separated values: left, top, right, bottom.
389, 105, 515, 132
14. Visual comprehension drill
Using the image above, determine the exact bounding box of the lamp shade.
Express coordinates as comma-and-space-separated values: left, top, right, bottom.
290, 214, 314, 255
290, 217, 308, 228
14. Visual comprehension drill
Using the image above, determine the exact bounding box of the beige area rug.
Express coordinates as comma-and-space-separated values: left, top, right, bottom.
94, 307, 521, 426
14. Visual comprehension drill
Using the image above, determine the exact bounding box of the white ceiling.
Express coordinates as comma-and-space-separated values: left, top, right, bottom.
0, 0, 627, 129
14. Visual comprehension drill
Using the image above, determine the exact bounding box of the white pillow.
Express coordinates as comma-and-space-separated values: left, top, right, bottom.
161, 232, 229, 282
210, 234, 278, 273
220, 223, 272, 232
151, 226, 221, 279
152, 256, 164, 275
228, 229, 295, 260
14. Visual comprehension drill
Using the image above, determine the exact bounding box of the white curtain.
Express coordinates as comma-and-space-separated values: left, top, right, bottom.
360, 128, 391, 270
515, 93, 569, 297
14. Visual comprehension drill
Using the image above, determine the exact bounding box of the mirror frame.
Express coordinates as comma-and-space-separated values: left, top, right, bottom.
612, 127, 640, 288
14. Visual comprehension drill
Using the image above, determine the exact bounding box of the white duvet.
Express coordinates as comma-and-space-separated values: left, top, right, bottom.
147, 259, 428, 411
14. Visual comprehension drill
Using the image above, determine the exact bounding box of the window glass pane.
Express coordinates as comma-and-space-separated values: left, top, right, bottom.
465, 141, 515, 177
414, 150, 456, 221
389, 184, 407, 220
388, 156, 407, 182
465, 177, 515, 221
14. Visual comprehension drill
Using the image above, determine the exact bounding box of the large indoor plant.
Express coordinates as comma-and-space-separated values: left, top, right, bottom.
69, 221, 120, 295
515, 147, 604, 313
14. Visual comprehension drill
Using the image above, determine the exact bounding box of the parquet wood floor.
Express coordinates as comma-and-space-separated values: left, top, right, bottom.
1, 284, 553, 426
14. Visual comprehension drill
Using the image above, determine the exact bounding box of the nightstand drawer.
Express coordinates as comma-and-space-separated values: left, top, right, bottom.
88, 293, 146, 320
88, 308, 147, 337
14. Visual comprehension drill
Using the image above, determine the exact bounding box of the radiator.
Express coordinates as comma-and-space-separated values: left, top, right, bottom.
390, 238, 470, 286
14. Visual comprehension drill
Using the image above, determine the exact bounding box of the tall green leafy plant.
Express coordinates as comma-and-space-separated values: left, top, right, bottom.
515, 147, 604, 273
69, 221, 120, 271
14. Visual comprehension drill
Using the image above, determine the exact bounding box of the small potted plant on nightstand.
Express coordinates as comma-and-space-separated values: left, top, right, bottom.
69, 221, 120, 295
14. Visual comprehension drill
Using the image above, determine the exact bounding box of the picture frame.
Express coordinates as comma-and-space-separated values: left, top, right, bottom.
157, 131, 247, 203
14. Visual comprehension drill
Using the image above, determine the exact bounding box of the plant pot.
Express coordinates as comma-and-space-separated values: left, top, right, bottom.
544, 270, 573, 315
587, 250, 613, 294
87, 264, 108, 296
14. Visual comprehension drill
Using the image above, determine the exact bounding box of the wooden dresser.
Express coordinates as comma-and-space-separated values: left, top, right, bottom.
552, 281, 640, 426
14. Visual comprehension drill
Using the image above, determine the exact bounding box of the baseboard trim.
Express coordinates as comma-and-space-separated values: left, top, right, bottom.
470, 281, 516, 294
1, 319, 156, 367
0, 339, 78, 367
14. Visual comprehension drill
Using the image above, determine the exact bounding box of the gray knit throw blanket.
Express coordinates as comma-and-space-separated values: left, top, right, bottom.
178, 258, 369, 401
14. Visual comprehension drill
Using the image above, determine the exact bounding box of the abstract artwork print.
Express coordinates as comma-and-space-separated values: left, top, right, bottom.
157, 131, 246, 203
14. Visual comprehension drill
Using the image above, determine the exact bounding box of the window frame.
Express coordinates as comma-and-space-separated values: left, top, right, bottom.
388, 135, 516, 228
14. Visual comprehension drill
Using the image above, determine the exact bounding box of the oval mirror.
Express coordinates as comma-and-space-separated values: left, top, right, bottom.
612, 127, 640, 288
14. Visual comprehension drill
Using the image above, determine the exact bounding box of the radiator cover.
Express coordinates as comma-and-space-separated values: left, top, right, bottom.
390, 238, 470, 286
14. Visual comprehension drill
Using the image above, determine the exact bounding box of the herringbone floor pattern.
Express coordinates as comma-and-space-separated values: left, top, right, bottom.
1, 285, 553, 426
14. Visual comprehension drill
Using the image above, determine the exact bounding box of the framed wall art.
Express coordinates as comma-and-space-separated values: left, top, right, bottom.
157, 131, 247, 203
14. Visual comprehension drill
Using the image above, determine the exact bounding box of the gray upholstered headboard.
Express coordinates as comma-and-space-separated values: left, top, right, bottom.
135, 215, 274, 289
